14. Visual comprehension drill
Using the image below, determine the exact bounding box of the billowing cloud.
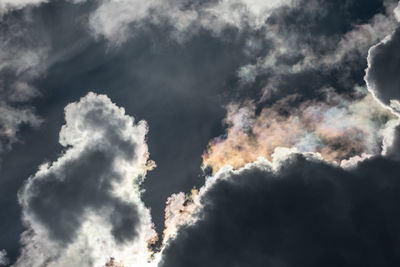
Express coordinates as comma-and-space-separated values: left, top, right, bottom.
160, 146, 400, 267
201, 0, 400, 174
237, 0, 398, 101
157, 3, 400, 263
15, 92, 157, 267
157, 1, 400, 260
2, 0, 400, 266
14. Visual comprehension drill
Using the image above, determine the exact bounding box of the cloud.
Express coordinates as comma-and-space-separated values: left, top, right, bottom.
365, 2, 400, 159
0, 0, 87, 14
88, 0, 158, 44
15, 92, 157, 267
237, 0, 398, 100
366, 26, 400, 111
0, 8, 50, 160
157, 3, 400, 262
0, 250, 9, 266
160, 147, 400, 267
383, 123, 400, 160
1, 1, 400, 266
0, 102, 42, 156
202, 0, 400, 174
202, 89, 395, 174
0, 0, 48, 14
88, 0, 293, 44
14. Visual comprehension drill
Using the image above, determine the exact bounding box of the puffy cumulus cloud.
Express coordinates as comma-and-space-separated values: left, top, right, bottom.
0, 250, 9, 266
15, 92, 157, 267
159, 147, 400, 267
202, 89, 396, 174
88, 0, 293, 44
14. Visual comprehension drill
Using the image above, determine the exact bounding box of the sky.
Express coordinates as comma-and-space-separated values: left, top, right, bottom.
1, 0, 400, 266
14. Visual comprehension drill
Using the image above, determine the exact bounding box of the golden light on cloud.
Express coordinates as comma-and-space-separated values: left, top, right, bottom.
162, 189, 200, 244
202, 90, 395, 174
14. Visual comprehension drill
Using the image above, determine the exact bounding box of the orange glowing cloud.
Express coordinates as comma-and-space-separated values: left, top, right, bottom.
202, 90, 395, 173
162, 189, 200, 244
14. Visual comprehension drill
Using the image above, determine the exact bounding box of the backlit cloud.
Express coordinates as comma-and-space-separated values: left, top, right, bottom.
15, 92, 157, 267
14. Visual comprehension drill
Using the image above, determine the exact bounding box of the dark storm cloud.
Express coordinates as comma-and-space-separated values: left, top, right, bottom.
15, 92, 156, 266
1, 0, 267, 261
366, 26, 400, 108
160, 152, 400, 267
159, 17, 400, 262
238, 0, 397, 105
25, 0, 275, 239
0, 0, 398, 266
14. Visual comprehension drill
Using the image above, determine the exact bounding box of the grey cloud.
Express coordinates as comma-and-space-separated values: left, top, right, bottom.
15, 92, 156, 267
160, 152, 400, 267
238, 0, 397, 104
366, 26, 400, 108
0, 8, 50, 159
0, 0, 48, 15
0, 250, 9, 266
157, 5, 400, 264
0, 0, 86, 14
88, 0, 292, 44
25, 149, 139, 244
383, 123, 400, 160
0, 0, 398, 265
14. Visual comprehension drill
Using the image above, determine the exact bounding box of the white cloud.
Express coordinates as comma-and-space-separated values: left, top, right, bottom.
15, 92, 157, 267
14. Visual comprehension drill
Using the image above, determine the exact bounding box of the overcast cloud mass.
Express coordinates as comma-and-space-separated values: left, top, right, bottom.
1, 0, 400, 266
